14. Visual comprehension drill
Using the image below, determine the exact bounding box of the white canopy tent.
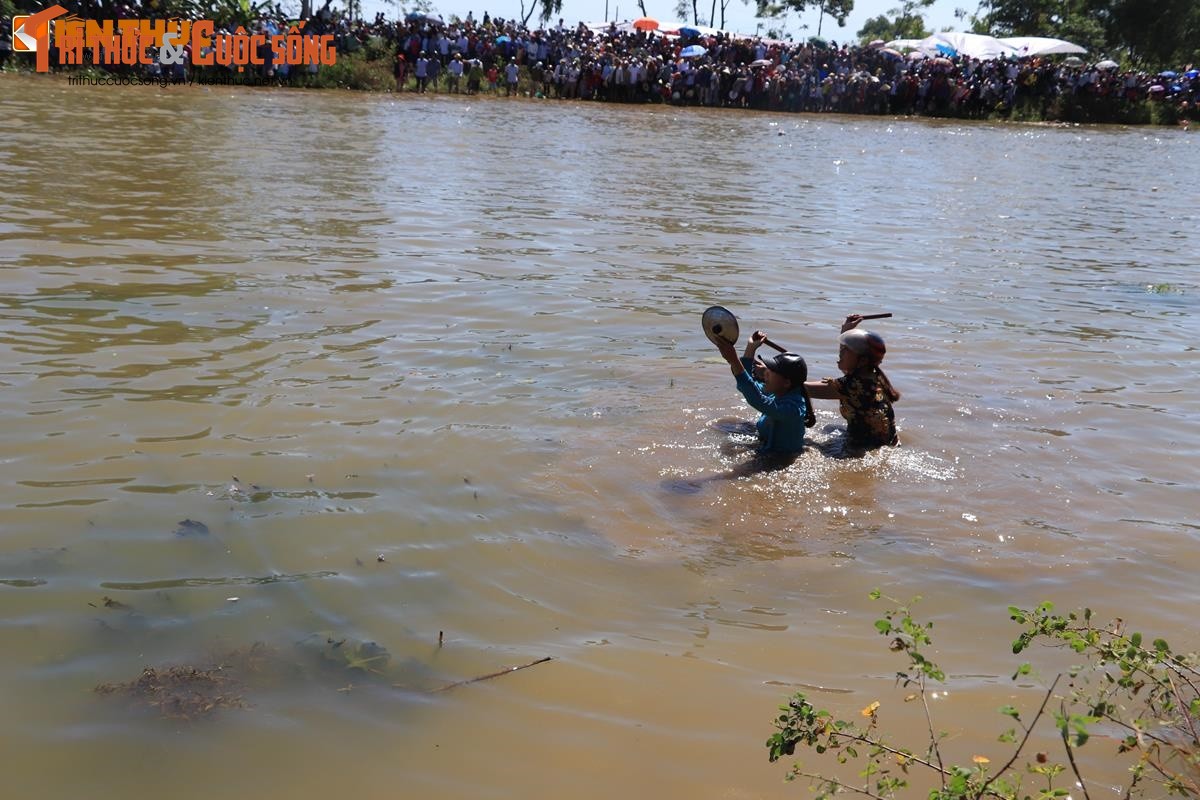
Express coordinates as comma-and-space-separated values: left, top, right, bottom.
919, 32, 1018, 59
888, 32, 1086, 60
884, 38, 926, 51
998, 36, 1087, 56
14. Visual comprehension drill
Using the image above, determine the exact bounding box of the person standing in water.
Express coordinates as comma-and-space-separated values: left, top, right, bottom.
713, 331, 815, 453
805, 315, 900, 449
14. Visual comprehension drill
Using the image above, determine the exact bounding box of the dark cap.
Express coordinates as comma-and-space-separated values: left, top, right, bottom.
760, 352, 808, 385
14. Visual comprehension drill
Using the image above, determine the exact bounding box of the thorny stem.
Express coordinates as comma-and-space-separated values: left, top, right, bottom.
918, 673, 947, 787
1142, 750, 1200, 797
1058, 700, 1093, 800
977, 675, 1061, 800
790, 770, 893, 800
1166, 671, 1200, 745
834, 732, 948, 776
1097, 712, 1186, 749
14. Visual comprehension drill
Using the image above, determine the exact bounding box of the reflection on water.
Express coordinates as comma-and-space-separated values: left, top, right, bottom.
1, 75, 1199, 798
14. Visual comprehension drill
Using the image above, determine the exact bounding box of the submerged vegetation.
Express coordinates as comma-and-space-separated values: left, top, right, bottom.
96, 663, 250, 720
94, 637, 405, 719
768, 593, 1200, 799
94, 632, 553, 720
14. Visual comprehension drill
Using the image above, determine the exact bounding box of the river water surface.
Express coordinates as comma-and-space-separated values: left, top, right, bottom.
1, 76, 1198, 799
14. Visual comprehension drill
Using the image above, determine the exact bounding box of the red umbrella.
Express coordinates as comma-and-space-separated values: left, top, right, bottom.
633, 17, 659, 31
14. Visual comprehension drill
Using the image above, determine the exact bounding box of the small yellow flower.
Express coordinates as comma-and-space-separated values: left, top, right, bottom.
861, 701, 881, 717
972, 755, 991, 765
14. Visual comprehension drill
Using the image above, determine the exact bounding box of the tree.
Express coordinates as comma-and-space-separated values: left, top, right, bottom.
855, 0, 933, 42
1103, 0, 1200, 67
713, 0, 732, 30
974, 0, 1062, 35
751, 0, 853, 38
813, 0, 853, 36
974, 0, 1200, 67
520, 0, 563, 26
893, 0, 935, 34
675, 0, 705, 25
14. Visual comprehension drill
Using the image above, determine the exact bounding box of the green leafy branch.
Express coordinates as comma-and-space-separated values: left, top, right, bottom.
1010, 603, 1200, 797
766, 594, 1199, 800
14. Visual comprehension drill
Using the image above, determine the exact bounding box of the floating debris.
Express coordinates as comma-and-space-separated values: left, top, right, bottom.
95, 665, 247, 720
88, 595, 130, 610
301, 633, 392, 676
174, 519, 210, 537
428, 656, 553, 693
95, 634, 547, 722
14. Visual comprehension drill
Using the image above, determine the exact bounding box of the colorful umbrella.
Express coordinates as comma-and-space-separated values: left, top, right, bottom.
633, 17, 659, 31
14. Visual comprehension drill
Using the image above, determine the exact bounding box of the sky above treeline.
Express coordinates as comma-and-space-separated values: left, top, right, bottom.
359, 0, 965, 41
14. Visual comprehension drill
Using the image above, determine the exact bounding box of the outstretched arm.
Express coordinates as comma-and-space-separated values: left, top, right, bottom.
715, 340, 746, 378
804, 378, 842, 400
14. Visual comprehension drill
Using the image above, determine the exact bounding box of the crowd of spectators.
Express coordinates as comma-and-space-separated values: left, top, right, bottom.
381, 14, 1196, 122
1, 3, 1195, 123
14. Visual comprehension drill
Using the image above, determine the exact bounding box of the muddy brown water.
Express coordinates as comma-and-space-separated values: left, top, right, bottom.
1, 75, 1198, 798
